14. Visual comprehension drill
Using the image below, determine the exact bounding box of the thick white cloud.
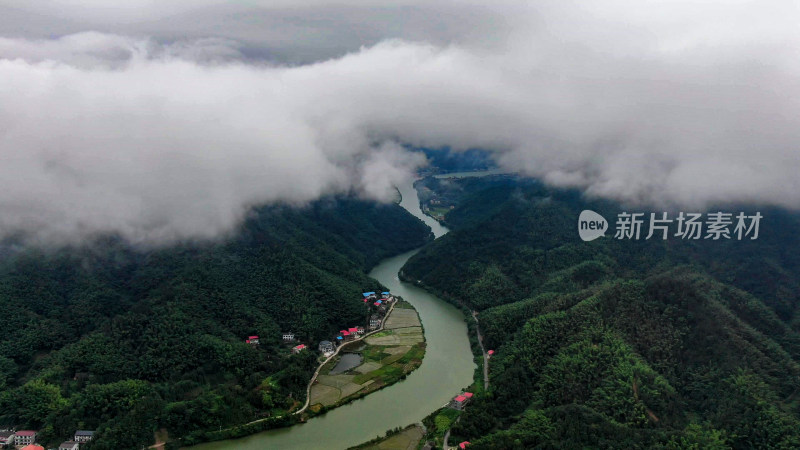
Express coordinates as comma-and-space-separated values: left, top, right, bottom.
0, 0, 799, 244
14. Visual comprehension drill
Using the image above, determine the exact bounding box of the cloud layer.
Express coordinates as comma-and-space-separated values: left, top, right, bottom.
1, 1, 799, 244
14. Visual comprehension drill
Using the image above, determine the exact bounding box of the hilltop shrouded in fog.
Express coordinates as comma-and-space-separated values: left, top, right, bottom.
1, 0, 799, 244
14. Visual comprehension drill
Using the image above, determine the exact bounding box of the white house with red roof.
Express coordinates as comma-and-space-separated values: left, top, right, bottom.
14, 430, 36, 446
292, 344, 306, 354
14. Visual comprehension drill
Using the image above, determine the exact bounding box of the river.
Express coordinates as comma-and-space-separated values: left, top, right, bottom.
192, 178, 474, 450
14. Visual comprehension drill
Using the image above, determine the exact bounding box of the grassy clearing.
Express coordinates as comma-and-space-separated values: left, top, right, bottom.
434, 408, 461, 438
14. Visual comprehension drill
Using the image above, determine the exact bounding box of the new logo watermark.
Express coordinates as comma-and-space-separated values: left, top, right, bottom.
578, 210, 608, 241
578, 210, 761, 241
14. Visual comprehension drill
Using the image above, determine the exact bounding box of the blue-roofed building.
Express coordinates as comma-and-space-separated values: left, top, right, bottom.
381, 292, 390, 298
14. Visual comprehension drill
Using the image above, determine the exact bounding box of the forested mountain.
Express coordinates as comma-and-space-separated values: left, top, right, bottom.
402, 176, 800, 449
0, 198, 431, 449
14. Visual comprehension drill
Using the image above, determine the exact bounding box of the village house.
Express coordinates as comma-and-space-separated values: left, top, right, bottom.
381, 291, 391, 299
14, 430, 36, 446
459, 441, 471, 449
488, 350, 495, 358
0, 431, 14, 446
336, 335, 344, 345
356, 326, 365, 335
319, 340, 334, 354
246, 335, 259, 345
374, 300, 388, 313
59, 441, 79, 450
362, 291, 377, 300
20, 445, 44, 450
369, 315, 381, 330
340, 329, 353, 341
282, 332, 295, 342
292, 344, 306, 354
73, 430, 94, 443
451, 392, 474, 410
348, 327, 359, 337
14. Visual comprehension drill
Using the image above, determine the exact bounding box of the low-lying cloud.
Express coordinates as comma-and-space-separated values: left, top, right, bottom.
1, 1, 799, 244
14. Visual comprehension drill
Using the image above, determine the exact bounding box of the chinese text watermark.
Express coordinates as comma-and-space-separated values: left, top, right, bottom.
579, 210, 761, 242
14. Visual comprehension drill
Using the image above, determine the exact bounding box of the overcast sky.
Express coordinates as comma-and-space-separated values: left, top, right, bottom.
1, 1, 799, 245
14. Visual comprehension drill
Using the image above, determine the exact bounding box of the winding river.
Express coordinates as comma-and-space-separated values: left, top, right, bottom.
193, 179, 474, 450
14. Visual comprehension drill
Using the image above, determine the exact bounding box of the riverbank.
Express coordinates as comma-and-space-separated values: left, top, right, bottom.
307, 300, 425, 412
185, 177, 474, 450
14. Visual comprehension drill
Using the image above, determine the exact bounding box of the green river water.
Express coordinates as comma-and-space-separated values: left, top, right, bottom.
191, 179, 474, 449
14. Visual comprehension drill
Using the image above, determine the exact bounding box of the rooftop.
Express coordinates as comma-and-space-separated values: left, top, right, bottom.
17, 430, 36, 436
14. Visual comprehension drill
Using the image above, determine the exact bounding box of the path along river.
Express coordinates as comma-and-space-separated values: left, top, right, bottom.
192, 178, 474, 450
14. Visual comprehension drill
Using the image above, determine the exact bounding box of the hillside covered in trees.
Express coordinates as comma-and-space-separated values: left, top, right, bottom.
402, 176, 800, 449
0, 198, 431, 449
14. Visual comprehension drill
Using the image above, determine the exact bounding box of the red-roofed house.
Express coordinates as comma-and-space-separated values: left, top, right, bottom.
21, 445, 44, 450
459, 441, 471, 449
356, 326, 365, 335
452, 393, 473, 410
488, 349, 494, 356
15, 430, 37, 446
292, 344, 306, 354
248, 335, 259, 345
348, 327, 358, 335
340, 330, 353, 341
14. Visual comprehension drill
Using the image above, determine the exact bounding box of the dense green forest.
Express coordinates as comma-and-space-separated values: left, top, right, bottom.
402, 176, 800, 449
0, 198, 431, 449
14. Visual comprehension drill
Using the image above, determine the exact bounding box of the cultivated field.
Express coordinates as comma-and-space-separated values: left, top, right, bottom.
309, 300, 426, 409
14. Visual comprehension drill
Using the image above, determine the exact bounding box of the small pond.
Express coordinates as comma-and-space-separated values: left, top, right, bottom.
329, 353, 363, 375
